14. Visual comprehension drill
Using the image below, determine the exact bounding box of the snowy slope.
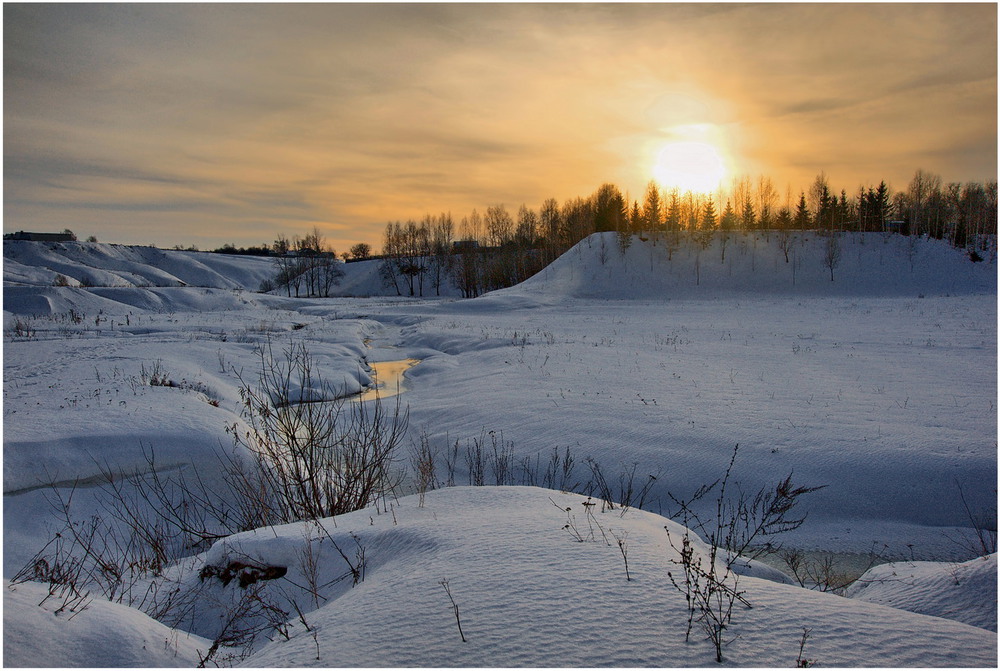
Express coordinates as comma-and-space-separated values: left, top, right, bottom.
7, 488, 994, 668
3, 579, 210, 667
509, 231, 995, 299
3, 240, 275, 291
233, 488, 996, 667
846, 553, 997, 631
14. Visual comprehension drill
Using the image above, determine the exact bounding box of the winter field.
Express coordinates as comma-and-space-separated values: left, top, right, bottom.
3, 231, 997, 666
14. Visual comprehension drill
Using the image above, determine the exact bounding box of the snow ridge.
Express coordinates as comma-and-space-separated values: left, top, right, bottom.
507, 231, 995, 300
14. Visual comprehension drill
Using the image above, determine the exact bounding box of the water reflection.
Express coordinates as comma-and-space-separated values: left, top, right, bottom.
354, 358, 420, 402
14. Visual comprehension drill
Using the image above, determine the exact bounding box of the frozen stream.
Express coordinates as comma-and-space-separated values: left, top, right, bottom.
354, 358, 420, 402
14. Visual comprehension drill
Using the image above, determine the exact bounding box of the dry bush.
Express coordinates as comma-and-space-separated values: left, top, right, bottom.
15, 339, 403, 661
665, 444, 822, 663
227, 339, 409, 522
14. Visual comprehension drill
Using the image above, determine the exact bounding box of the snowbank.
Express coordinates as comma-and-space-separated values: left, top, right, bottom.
3, 240, 274, 291
846, 553, 997, 631
115, 488, 1000, 666
3, 579, 210, 667
10, 487, 989, 667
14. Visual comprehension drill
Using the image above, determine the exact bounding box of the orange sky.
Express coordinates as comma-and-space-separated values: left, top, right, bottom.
5, 4, 996, 252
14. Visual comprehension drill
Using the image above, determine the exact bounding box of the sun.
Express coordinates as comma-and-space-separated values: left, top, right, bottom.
652, 141, 727, 194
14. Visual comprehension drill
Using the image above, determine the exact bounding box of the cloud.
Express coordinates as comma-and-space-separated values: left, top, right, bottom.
4, 3, 996, 249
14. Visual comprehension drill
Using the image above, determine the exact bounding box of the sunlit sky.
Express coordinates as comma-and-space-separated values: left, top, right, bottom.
5, 3, 996, 251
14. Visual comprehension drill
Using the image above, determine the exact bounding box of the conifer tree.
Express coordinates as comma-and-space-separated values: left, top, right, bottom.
794, 193, 811, 229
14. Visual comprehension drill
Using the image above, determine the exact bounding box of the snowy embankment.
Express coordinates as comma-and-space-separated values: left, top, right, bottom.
3, 240, 275, 291
510, 230, 995, 300
3, 579, 211, 667
4, 488, 997, 667
847, 553, 997, 631
3, 240, 276, 317
1, 239, 459, 313
2, 232, 996, 666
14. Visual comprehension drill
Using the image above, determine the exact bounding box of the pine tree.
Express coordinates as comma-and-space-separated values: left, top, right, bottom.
665, 190, 682, 232
701, 199, 718, 230
720, 200, 738, 231
874, 181, 893, 232
641, 180, 663, 235
794, 193, 811, 229
775, 206, 793, 230
740, 196, 755, 231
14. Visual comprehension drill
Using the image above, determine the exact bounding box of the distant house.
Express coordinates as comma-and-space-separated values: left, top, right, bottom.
4, 230, 78, 242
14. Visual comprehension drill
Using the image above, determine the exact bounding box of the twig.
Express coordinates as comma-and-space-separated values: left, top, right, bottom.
439, 579, 467, 642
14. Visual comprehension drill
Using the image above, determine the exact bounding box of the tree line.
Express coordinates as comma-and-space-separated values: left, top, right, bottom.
257, 227, 345, 297
202, 168, 994, 298
375, 169, 996, 297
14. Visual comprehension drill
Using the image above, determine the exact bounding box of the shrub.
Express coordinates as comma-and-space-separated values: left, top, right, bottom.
227, 339, 409, 522
665, 445, 823, 662
6, 318, 36, 340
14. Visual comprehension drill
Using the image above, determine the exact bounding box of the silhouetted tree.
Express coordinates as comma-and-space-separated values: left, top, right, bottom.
794, 193, 811, 229
485, 204, 514, 248
592, 183, 627, 234
349, 242, 372, 261
720, 200, 738, 231
641, 180, 663, 240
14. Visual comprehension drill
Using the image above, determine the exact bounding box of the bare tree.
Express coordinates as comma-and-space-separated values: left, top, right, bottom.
348, 243, 371, 261
823, 231, 841, 281
428, 213, 454, 296
485, 204, 514, 248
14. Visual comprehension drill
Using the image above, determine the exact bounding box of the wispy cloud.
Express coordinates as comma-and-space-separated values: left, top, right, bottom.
4, 3, 995, 249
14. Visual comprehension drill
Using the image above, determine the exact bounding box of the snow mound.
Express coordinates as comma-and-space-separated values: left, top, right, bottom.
4, 486, 997, 667
3, 240, 274, 291
502, 231, 995, 300
3, 579, 211, 667
161, 487, 994, 667
846, 553, 997, 631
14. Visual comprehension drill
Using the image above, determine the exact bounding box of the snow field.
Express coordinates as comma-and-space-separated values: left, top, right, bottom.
3, 233, 996, 666
390, 293, 995, 558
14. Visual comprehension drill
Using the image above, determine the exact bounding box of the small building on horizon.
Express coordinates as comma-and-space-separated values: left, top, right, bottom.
4, 230, 78, 242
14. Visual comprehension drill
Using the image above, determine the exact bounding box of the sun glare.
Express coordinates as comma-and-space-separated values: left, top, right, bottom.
652, 141, 728, 194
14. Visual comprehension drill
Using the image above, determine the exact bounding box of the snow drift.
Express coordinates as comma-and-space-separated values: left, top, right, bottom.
6, 488, 995, 667
847, 553, 997, 631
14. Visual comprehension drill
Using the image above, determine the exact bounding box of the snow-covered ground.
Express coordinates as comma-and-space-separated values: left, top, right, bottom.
3, 232, 996, 666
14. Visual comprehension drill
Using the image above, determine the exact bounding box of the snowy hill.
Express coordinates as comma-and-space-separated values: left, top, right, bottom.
510, 231, 996, 300
4, 488, 996, 667
3, 240, 275, 291
5, 233, 993, 316
1, 240, 461, 315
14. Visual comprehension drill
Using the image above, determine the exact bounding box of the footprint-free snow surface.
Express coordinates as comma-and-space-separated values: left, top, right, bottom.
3, 232, 996, 666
